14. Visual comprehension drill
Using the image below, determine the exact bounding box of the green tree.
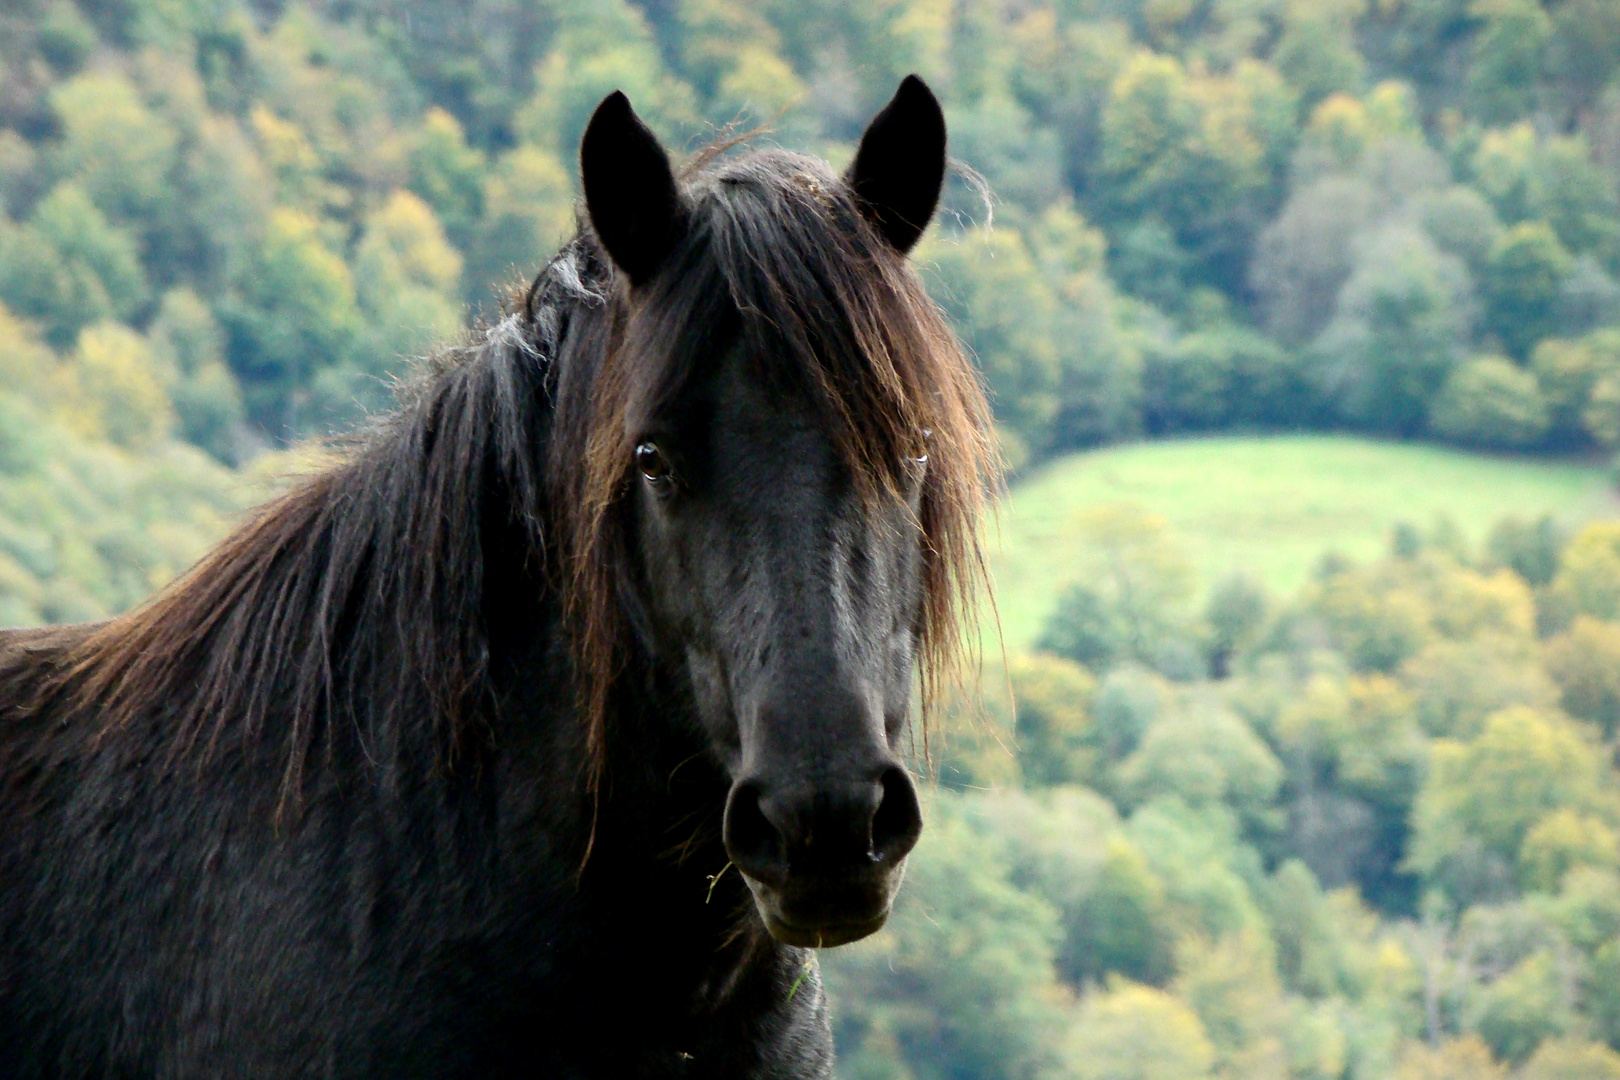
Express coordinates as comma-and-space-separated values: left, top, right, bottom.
1407, 706, 1616, 901
1114, 703, 1284, 835
1063, 839, 1177, 987
462, 144, 576, 309
342, 188, 464, 415
149, 288, 245, 463
1094, 52, 1269, 289
1428, 354, 1550, 449
1008, 653, 1098, 787
1055, 979, 1216, 1080
406, 108, 486, 249
1392, 1036, 1507, 1079
1476, 950, 1573, 1065
1517, 1038, 1620, 1080
63, 321, 175, 450
50, 69, 179, 223
1312, 225, 1472, 434
1544, 616, 1620, 737
921, 227, 1062, 465
1531, 331, 1620, 446
1466, 0, 1552, 124
1485, 514, 1565, 587
222, 206, 361, 433
1548, 523, 1620, 623
1483, 222, 1575, 359
1273, 0, 1366, 109
1590, 938, 1620, 1052
1204, 573, 1267, 679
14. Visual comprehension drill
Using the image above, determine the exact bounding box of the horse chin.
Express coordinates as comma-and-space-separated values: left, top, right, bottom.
744, 870, 902, 948
760, 908, 890, 948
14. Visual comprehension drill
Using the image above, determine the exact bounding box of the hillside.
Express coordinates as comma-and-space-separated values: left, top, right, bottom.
990, 435, 1617, 652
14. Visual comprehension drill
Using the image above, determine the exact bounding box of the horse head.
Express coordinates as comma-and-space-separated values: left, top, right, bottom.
570, 77, 985, 948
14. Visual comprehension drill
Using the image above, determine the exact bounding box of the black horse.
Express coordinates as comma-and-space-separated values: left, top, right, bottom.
0, 77, 993, 1078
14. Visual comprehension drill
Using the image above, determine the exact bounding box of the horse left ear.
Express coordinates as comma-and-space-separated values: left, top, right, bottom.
845, 75, 947, 256
581, 91, 685, 286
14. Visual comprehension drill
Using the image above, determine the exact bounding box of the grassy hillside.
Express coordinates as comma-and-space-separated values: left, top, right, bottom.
989, 434, 1618, 652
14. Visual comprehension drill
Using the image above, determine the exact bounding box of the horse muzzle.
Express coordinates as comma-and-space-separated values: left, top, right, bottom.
722, 766, 922, 947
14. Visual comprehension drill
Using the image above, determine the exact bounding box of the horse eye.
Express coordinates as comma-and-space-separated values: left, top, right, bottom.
635, 442, 673, 486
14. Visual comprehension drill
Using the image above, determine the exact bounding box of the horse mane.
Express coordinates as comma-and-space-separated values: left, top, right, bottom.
30, 145, 995, 801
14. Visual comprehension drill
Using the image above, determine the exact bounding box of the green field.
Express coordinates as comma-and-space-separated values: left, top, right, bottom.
987, 435, 1619, 653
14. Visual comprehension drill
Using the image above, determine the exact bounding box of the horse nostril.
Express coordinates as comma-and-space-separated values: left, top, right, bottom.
723, 782, 788, 887
871, 766, 922, 865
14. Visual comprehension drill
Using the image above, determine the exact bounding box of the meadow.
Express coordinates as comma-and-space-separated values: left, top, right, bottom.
989, 435, 1617, 652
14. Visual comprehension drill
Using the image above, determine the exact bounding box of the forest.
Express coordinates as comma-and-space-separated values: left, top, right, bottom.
3, 0, 1620, 1076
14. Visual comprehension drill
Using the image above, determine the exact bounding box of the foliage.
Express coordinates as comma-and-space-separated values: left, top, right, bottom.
834, 504, 1620, 1078
0, 0, 1614, 475
1428, 355, 1550, 449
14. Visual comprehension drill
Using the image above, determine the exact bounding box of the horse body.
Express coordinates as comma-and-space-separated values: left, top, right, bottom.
0, 458, 824, 1079
0, 77, 990, 1078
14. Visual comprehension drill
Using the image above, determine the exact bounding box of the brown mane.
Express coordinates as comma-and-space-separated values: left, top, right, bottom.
29, 145, 997, 799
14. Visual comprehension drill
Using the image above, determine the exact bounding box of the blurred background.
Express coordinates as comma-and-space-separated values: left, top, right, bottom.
3, 0, 1620, 1077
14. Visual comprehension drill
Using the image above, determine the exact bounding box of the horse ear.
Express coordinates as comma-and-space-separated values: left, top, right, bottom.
581, 91, 684, 286
845, 75, 947, 256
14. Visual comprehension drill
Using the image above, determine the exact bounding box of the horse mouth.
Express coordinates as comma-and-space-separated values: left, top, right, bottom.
742, 868, 903, 948
760, 908, 890, 948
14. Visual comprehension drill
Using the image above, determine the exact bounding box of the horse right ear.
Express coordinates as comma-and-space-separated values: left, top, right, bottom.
581, 91, 684, 287
846, 75, 947, 256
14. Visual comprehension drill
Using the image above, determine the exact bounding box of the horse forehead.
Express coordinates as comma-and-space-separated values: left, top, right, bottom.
711, 346, 826, 449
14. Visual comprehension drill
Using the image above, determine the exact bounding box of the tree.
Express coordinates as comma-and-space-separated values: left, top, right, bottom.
222, 206, 361, 434
1465, 0, 1551, 124
1094, 51, 1270, 291
344, 189, 464, 410
406, 108, 486, 249
0, 183, 148, 351
1063, 839, 1177, 988
1517, 808, 1619, 892
1008, 653, 1098, 787
1531, 331, 1620, 446
1516, 1038, 1620, 1080
1548, 523, 1620, 623
1272, 0, 1366, 110
1311, 224, 1472, 434
1055, 979, 1216, 1080
62, 322, 174, 449
1482, 222, 1575, 359
1252, 176, 1382, 347
1485, 514, 1565, 588
1407, 706, 1615, 902
463, 144, 574, 309
1114, 701, 1284, 835
1590, 938, 1620, 1052
1422, 185, 1505, 272
1204, 574, 1267, 679
149, 288, 246, 463
1476, 950, 1574, 1064
1428, 355, 1550, 449
50, 69, 179, 223
1544, 616, 1620, 737
1033, 203, 1143, 451
1309, 568, 1432, 672
922, 227, 1062, 465
1391, 1035, 1507, 1080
